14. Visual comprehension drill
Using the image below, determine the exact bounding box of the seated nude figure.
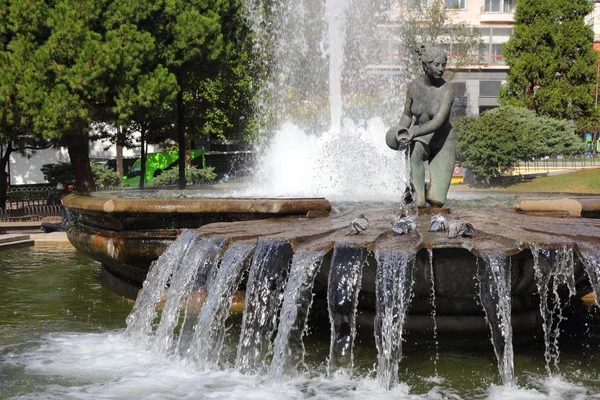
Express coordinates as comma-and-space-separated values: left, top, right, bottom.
386, 45, 455, 207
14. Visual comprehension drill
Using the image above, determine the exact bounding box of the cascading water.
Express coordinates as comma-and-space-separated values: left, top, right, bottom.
152, 237, 226, 355
531, 244, 576, 375
235, 238, 292, 374
427, 248, 439, 376
327, 243, 369, 375
374, 249, 416, 390
125, 230, 199, 341
269, 251, 324, 378
477, 251, 515, 386
186, 243, 254, 367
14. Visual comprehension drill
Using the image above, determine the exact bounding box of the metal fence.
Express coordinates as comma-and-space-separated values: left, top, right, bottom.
510, 156, 599, 176
1, 187, 65, 222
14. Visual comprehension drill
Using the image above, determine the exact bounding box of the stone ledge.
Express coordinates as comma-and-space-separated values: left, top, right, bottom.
515, 197, 600, 218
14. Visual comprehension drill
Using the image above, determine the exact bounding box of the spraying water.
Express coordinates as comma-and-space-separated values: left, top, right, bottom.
244, 0, 408, 201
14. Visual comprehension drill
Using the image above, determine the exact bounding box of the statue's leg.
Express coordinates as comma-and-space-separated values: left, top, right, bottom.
426, 131, 456, 207
410, 141, 429, 207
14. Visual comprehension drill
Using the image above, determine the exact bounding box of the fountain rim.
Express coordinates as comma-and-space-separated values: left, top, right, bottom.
62, 193, 332, 216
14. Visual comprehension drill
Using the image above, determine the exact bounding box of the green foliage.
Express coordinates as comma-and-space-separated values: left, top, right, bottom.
455, 106, 586, 183
41, 162, 75, 187
501, 0, 597, 121
41, 162, 121, 187
151, 166, 217, 186
90, 162, 121, 187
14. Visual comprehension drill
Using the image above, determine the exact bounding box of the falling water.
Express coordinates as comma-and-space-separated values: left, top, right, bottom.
125, 230, 199, 341
269, 251, 324, 378
477, 251, 514, 386
531, 244, 576, 374
152, 237, 226, 355
236, 239, 292, 374
427, 248, 439, 376
579, 245, 600, 308
186, 243, 255, 368
327, 243, 369, 375
374, 249, 416, 390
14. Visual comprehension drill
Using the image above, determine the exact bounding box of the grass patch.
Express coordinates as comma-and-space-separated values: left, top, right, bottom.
494, 169, 600, 194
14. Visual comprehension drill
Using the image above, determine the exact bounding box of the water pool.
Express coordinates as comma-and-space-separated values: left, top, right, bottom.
1, 246, 600, 399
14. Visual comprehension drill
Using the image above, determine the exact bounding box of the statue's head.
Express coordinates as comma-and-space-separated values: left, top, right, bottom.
417, 45, 447, 77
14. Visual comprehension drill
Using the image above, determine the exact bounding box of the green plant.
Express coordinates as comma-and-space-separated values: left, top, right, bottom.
151, 166, 217, 186
90, 163, 121, 188
41, 162, 75, 187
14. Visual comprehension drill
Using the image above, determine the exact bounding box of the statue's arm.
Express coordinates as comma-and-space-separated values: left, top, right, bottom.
408, 87, 454, 139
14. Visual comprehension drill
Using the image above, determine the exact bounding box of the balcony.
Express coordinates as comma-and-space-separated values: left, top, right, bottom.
480, 10, 514, 23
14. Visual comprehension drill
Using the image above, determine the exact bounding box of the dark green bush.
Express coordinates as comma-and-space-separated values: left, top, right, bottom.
151, 166, 217, 186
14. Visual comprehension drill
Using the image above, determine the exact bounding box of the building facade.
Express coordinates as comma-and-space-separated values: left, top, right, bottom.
373, 0, 516, 115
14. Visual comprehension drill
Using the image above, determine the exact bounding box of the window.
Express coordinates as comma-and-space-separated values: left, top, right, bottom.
480, 81, 502, 97
408, 0, 427, 8
445, 0, 465, 8
484, 0, 515, 13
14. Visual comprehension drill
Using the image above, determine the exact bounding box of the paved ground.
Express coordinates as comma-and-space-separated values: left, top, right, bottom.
0, 227, 70, 250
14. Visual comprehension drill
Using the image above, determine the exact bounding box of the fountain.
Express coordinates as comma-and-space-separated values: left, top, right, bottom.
57, 0, 600, 394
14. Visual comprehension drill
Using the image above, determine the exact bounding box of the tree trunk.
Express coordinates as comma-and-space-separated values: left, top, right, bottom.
139, 128, 146, 189
0, 144, 10, 210
116, 126, 124, 181
67, 134, 95, 194
177, 89, 186, 190
594, 130, 598, 158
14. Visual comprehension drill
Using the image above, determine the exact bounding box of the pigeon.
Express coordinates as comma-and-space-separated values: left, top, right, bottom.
346, 214, 369, 235
429, 214, 448, 232
447, 220, 475, 238
391, 215, 417, 236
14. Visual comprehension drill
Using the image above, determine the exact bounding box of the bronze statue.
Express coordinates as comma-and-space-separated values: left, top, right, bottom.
386, 45, 456, 207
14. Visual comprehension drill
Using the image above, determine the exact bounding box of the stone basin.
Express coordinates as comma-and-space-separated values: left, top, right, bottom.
63, 193, 600, 332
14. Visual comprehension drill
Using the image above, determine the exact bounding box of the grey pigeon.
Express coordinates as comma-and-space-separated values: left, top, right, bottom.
447, 220, 475, 238
346, 214, 369, 235
391, 215, 417, 236
429, 214, 448, 232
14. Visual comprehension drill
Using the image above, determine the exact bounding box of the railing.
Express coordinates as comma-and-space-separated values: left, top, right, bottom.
510, 156, 599, 176
1, 186, 66, 222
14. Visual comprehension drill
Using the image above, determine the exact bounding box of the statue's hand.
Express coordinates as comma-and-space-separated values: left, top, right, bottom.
396, 127, 410, 145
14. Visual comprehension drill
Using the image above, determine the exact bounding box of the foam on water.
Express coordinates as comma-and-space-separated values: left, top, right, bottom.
9, 332, 600, 400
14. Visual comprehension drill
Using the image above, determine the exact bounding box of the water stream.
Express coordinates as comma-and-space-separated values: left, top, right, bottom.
477, 251, 515, 386
327, 243, 369, 375
185, 243, 254, 367
531, 244, 576, 374
374, 249, 416, 390
269, 251, 324, 378
235, 239, 292, 374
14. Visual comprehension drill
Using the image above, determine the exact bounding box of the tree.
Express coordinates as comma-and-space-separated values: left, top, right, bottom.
0, 0, 57, 208
500, 0, 597, 121
112, 0, 258, 189
455, 106, 586, 183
